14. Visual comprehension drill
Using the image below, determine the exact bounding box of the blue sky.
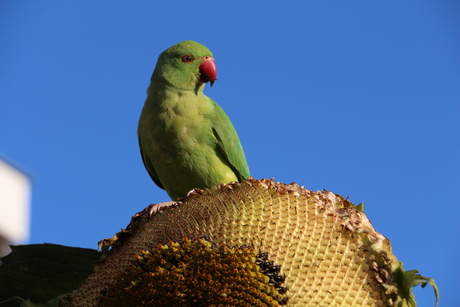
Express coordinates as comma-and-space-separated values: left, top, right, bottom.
1, 1, 459, 305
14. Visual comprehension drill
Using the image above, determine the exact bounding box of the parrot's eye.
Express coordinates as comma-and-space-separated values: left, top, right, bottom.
181, 55, 193, 63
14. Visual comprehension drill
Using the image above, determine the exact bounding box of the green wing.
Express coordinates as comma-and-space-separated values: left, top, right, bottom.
210, 99, 250, 181
139, 135, 165, 190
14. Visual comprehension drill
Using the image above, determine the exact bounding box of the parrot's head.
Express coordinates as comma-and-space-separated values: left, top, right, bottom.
152, 40, 217, 92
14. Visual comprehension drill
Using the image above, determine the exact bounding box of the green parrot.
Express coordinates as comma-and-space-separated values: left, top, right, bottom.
138, 41, 250, 200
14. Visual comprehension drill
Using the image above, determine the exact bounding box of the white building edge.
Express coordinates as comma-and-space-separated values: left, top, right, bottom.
0, 155, 31, 257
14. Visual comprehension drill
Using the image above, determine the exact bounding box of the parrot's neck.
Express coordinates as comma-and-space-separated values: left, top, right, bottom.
149, 74, 206, 95
148, 80, 206, 100
146, 82, 208, 112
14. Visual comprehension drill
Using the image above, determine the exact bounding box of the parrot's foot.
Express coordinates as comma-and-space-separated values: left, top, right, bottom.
149, 201, 178, 215
186, 188, 204, 197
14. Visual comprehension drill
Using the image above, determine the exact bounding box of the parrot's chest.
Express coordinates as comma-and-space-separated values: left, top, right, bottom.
152, 96, 215, 163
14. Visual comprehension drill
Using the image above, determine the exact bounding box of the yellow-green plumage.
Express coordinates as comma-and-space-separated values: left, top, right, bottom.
138, 41, 249, 200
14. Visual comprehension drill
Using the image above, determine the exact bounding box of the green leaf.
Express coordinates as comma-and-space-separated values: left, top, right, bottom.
0, 295, 63, 307
0, 243, 100, 305
393, 262, 440, 307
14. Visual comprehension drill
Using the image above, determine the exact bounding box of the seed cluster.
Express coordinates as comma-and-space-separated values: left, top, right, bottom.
257, 252, 288, 303
99, 238, 289, 307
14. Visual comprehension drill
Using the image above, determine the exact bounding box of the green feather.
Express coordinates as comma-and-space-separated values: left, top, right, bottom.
138, 41, 249, 200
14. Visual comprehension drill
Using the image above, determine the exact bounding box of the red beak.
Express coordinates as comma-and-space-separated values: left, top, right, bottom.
198, 57, 217, 86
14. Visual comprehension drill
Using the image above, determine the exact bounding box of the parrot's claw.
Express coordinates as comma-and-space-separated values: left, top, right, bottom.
149, 201, 177, 215
185, 188, 205, 197
186, 189, 197, 197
